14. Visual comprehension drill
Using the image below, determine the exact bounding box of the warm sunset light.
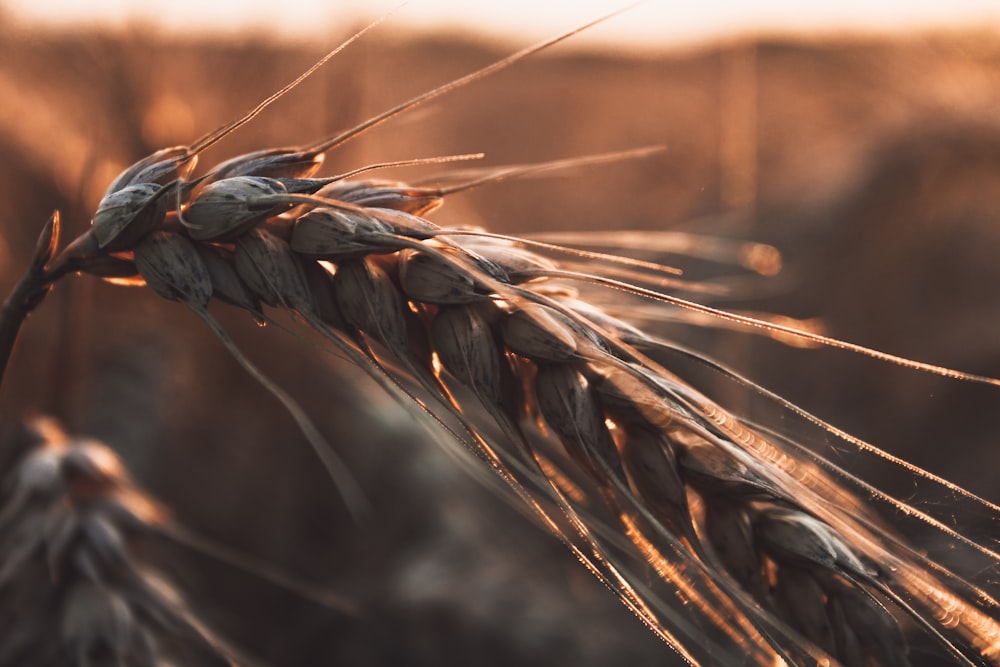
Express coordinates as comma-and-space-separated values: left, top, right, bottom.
6, 0, 1000, 47
2, 0, 998, 665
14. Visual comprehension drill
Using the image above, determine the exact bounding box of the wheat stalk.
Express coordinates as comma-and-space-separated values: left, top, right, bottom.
2, 8, 999, 667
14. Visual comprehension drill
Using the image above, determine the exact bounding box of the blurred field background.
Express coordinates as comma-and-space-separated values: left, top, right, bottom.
1, 4, 999, 665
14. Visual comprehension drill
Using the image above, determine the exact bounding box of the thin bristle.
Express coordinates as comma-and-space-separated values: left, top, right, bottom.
187, 6, 400, 158
306, 4, 642, 155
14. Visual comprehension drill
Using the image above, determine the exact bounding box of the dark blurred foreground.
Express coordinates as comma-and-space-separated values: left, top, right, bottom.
1, 19, 999, 665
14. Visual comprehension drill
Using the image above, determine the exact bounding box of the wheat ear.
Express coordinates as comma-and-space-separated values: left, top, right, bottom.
28, 149, 996, 664
0, 417, 360, 666
0, 418, 246, 666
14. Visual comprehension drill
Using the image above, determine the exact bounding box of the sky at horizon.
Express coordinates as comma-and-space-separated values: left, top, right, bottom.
6, 0, 1000, 50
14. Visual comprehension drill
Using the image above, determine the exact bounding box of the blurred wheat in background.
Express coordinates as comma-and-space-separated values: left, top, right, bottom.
1, 2, 999, 665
